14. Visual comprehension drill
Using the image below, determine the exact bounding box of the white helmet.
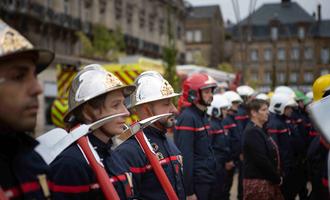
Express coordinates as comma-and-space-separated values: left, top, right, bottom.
237, 85, 255, 97
129, 71, 180, 108
256, 93, 270, 101
274, 86, 296, 99
306, 91, 313, 100
64, 64, 136, 123
223, 91, 243, 104
207, 94, 232, 117
269, 93, 297, 115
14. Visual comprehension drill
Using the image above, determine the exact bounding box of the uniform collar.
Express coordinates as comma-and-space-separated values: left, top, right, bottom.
0, 131, 39, 157
88, 133, 113, 156
191, 104, 206, 116
143, 126, 167, 139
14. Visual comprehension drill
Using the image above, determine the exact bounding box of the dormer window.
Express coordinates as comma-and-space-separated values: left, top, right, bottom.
298, 27, 305, 40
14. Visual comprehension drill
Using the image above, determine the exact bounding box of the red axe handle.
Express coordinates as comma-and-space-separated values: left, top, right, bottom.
0, 187, 8, 200
135, 131, 179, 200
77, 136, 120, 200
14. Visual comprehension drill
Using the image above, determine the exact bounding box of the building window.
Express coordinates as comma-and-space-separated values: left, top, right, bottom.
298, 27, 305, 40
99, 0, 106, 13
251, 73, 258, 81
290, 72, 298, 82
115, 0, 122, 19
186, 51, 193, 63
250, 49, 258, 62
304, 72, 313, 82
264, 48, 272, 61
291, 47, 299, 60
139, 9, 145, 28
304, 47, 313, 60
149, 13, 155, 32
83, 1, 91, 22
186, 31, 193, 42
264, 72, 271, 83
159, 18, 164, 35
177, 25, 182, 40
194, 30, 202, 42
321, 69, 329, 75
126, 3, 133, 24
63, 0, 69, 14
277, 48, 285, 61
271, 27, 278, 41
321, 48, 330, 64
278, 72, 285, 83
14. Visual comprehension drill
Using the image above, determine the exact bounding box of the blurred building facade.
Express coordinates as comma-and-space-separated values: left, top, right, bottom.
0, 0, 186, 133
228, 0, 330, 92
184, 5, 225, 68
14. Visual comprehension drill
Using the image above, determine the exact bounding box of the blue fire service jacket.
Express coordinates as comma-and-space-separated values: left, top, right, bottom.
50, 133, 132, 200
110, 126, 186, 200
307, 136, 330, 200
222, 112, 242, 162
174, 105, 216, 196
235, 105, 250, 132
266, 112, 295, 176
0, 131, 51, 200
208, 117, 232, 168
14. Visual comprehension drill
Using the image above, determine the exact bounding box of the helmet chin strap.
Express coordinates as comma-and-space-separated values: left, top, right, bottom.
144, 105, 165, 130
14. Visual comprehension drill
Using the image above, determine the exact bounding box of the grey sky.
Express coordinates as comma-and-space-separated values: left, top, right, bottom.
186, 0, 330, 24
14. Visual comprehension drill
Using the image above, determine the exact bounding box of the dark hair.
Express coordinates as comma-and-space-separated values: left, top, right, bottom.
66, 93, 108, 129
247, 99, 269, 116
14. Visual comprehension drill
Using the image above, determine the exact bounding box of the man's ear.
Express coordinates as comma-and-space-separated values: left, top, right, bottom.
81, 104, 100, 123
250, 110, 257, 118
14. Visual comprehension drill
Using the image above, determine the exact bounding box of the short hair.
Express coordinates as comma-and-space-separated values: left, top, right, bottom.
247, 99, 269, 116
67, 93, 107, 129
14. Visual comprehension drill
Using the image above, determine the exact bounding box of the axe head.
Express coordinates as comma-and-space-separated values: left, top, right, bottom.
112, 113, 173, 148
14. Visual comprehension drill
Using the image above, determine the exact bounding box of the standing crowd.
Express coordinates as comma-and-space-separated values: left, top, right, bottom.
1, 19, 330, 200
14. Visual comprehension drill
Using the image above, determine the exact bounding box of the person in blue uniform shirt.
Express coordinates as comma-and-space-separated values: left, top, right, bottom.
110, 71, 185, 200
222, 91, 243, 200
174, 73, 217, 200
0, 19, 54, 199
50, 65, 136, 199
266, 92, 305, 200
207, 94, 233, 200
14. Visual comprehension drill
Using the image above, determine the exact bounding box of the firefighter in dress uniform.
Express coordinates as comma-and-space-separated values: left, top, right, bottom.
0, 19, 54, 199
50, 65, 136, 199
174, 73, 217, 200
110, 71, 186, 200
207, 94, 233, 200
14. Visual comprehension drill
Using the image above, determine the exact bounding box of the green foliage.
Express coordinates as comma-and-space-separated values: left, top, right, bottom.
217, 62, 235, 73
76, 24, 125, 62
162, 5, 180, 95
193, 51, 207, 66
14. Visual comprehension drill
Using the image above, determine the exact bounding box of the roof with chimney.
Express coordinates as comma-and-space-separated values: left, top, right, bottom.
228, 0, 330, 40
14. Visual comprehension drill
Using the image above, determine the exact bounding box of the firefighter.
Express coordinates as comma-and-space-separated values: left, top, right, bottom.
50, 64, 136, 199
109, 71, 185, 199
267, 92, 306, 200
306, 74, 330, 200
207, 94, 232, 200
222, 91, 243, 200
174, 73, 217, 200
0, 19, 54, 199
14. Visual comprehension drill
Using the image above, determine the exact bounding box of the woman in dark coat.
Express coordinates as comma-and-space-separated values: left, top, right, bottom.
242, 99, 284, 200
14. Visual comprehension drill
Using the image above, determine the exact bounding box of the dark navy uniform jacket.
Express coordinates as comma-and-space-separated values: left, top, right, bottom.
208, 117, 232, 168
235, 105, 250, 133
222, 112, 241, 161
110, 126, 186, 200
307, 136, 330, 200
50, 133, 132, 200
266, 112, 294, 176
0, 131, 51, 200
174, 105, 216, 196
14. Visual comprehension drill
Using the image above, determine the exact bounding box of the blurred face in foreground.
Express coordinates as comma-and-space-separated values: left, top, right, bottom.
0, 58, 42, 132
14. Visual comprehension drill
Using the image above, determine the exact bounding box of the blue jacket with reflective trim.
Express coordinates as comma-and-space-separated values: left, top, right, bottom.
174, 105, 216, 196
209, 117, 232, 167
222, 112, 242, 161
50, 133, 131, 200
0, 131, 51, 200
235, 105, 250, 132
266, 112, 294, 175
109, 126, 186, 200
